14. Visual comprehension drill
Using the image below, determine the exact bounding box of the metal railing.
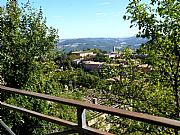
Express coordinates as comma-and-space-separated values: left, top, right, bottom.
0, 118, 16, 135
0, 85, 180, 135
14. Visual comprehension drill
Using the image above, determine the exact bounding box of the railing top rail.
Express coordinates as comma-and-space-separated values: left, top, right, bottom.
0, 102, 113, 135
1, 85, 180, 129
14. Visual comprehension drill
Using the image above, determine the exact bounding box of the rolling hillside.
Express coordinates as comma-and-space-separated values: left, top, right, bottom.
58, 37, 148, 52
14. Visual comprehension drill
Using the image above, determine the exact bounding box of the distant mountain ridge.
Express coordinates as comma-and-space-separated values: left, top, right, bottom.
57, 37, 148, 52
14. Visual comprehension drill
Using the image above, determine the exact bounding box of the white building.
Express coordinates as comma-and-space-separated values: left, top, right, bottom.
105, 46, 120, 58
71, 51, 95, 58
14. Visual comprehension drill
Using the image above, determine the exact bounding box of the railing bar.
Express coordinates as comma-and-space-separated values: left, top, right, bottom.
0, 85, 180, 129
77, 107, 86, 135
0, 102, 113, 135
0, 119, 16, 135
0, 102, 78, 129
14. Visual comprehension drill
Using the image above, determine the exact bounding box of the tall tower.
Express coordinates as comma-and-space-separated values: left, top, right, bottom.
113, 46, 116, 52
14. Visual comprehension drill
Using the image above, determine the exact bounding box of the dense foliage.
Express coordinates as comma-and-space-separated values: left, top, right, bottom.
0, 0, 179, 135
125, 0, 180, 120
0, 1, 80, 134
0, 1, 58, 88
108, 0, 180, 134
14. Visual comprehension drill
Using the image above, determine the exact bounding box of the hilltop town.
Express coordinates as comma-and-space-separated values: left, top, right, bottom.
57, 46, 150, 80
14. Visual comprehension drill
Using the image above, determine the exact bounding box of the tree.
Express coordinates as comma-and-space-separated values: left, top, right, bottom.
124, 0, 180, 134
0, 1, 79, 134
93, 53, 111, 63
0, 1, 58, 89
95, 50, 176, 134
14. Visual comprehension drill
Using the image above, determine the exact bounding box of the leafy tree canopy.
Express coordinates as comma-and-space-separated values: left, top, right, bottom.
0, 1, 59, 88
123, 0, 180, 134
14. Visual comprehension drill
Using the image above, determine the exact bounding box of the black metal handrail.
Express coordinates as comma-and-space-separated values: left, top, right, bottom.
0, 85, 180, 135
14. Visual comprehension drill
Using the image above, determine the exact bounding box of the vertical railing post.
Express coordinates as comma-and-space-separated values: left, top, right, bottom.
77, 107, 86, 135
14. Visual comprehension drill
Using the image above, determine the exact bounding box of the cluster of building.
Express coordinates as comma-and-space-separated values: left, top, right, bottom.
70, 47, 151, 72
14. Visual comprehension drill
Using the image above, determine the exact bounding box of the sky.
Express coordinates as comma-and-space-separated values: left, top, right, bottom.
1, 0, 140, 39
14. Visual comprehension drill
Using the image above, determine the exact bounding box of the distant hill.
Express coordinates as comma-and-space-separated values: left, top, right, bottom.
57, 37, 148, 52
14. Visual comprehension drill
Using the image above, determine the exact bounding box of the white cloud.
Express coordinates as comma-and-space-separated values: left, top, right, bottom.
96, 12, 105, 16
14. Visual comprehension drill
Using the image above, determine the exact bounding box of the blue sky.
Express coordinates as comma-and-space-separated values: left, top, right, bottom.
1, 0, 140, 39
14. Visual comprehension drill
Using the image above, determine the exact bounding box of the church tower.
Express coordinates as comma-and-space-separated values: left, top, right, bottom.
113, 46, 116, 52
